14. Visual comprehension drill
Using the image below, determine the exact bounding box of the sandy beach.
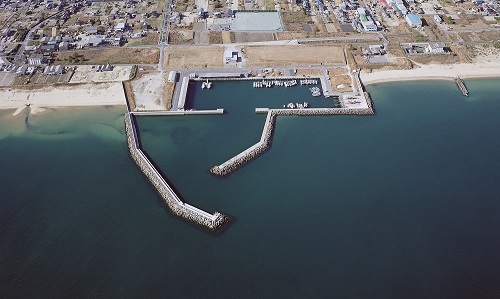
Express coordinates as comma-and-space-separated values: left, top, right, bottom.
361, 51, 500, 85
0, 82, 126, 115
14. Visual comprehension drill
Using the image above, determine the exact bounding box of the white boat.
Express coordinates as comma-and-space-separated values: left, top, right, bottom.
310, 87, 321, 97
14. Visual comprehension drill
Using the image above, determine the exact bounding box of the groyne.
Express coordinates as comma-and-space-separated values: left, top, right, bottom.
455, 77, 469, 96
124, 113, 228, 230
210, 99, 374, 176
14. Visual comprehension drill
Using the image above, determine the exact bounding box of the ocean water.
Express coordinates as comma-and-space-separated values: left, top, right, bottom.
1, 79, 500, 298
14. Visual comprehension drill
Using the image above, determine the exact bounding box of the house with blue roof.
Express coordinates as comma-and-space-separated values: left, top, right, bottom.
405, 14, 422, 29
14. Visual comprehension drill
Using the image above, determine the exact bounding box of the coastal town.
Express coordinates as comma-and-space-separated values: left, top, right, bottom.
0, 0, 499, 228
4, 0, 500, 296
0, 0, 498, 100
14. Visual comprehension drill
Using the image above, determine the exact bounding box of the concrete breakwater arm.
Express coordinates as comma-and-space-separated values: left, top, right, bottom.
211, 104, 375, 177
210, 111, 276, 176
124, 113, 227, 230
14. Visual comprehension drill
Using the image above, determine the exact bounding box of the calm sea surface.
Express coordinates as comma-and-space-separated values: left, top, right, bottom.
1, 79, 500, 298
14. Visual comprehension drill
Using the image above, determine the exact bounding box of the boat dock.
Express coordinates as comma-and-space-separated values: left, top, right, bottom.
455, 77, 469, 96
124, 113, 228, 230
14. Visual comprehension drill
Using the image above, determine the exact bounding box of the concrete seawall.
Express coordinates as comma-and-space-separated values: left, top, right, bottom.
124, 113, 228, 230
210, 94, 374, 177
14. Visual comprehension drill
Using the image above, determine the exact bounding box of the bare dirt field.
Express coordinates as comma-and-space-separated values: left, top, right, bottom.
328, 68, 353, 92
168, 31, 195, 45
244, 45, 345, 67
55, 48, 159, 65
131, 72, 169, 110
234, 32, 275, 43
281, 11, 312, 31
295, 69, 323, 76
70, 66, 133, 83
164, 46, 224, 69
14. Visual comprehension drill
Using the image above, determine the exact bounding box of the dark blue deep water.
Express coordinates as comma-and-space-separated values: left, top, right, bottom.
1, 79, 500, 298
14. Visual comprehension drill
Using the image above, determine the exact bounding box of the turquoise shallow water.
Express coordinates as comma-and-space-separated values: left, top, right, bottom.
1, 79, 500, 297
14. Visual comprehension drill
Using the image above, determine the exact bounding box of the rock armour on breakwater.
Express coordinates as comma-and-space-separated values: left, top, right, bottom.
124, 113, 228, 230
210, 112, 276, 176
210, 96, 375, 177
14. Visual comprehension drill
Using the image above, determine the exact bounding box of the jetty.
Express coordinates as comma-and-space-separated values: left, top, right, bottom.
124, 113, 228, 230
455, 77, 469, 96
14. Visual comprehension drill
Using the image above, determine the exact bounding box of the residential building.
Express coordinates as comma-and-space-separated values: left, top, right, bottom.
425, 43, 446, 54
406, 14, 422, 29
28, 54, 47, 65
43, 65, 64, 75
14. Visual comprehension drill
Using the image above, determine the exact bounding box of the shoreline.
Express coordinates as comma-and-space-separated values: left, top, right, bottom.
0, 82, 127, 115
360, 62, 500, 86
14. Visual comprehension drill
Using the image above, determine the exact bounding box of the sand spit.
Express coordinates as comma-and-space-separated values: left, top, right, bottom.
0, 83, 126, 114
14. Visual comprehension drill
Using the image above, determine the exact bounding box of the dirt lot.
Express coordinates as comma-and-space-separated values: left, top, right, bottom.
126, 33, 160, 46
234, 32, 275, 43
55, 48, 159, 65
409, 53, 462, 65
244, 45, 345, 67
295, 69, 323, 76
131, 72, 168, 110
446, 13, 491, 30
70, 66, 133, 83
281, 11, 312, 32
168, 31, 195, 45
459, 31, 500, 43
328, 68, 353, 92
164, 46, 223, 69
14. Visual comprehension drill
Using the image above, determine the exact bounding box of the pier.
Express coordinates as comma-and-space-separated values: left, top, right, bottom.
455, 77, 469, 96
124, 113, 228, 230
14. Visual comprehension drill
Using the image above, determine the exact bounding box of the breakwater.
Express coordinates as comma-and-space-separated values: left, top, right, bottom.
210, 111, 276, 176
131, 109, 224, 116
124, 113, 228, 230
455, 77, 469, 96
210, 96, 374, 176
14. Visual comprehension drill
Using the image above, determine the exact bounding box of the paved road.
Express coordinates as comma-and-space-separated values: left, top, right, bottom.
157, 0, 173, 72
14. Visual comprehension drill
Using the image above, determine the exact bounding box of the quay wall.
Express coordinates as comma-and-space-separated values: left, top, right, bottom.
192, 76, 322, 82
124, 113, 227, 230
